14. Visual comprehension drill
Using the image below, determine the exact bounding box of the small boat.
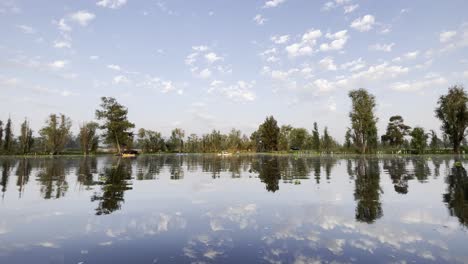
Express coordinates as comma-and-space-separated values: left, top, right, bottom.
121, 150, 139, 158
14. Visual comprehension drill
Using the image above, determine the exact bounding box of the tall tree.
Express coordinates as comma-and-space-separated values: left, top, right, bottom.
435, 85, 468, 154
95, 97, 135, 154
410, 127, 428, 154
289, 128, 309, 150
348, 89, 379, 154
321, 127, 333, 153
429, 130, 441, 151
137, 128, 165, 153
258, 116, 280, 152
312, 122, 320, 151
39, 114, 72, 155
79, 122, 100, 155
381, 115, 411, 148
3, 117, 13, 153
0, 120, 3, 150
169, 128, 185, 153
19, 119, 34, 154
278, 125, 293, 151
344, 128, 352, 150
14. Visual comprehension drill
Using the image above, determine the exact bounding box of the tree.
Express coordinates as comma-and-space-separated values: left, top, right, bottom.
289, 128, 309, 150
381, 115, 411, 148
410, 127, 428, 154
312, 122, 320, 151
429, 130, 441, 151
40, 114, 72, 155
435, 85, 468, 154
79, 122, 100, 155
0, 120, 3, 150
344, 128, 352, 150
169, 128, 185, 153
321, 127, 333, 153
3, 118, 13, 153
227, 128, 242, 151
348, 89, 379, 154
257, 116, 280, 152
19, 119, 34, 154
278, 125, 293, 151
95, 97, 135, 154
137, 128, 165, 153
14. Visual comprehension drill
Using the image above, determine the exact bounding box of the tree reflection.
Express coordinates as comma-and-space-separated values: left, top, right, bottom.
91, 159, 133, 215
251, 156, 281, 192
16, 158, 32, 197
443, 163, 468, 228
76, 157, 98, 188
1, 159, 13, 198
383, 158, 412, 194
353, 158, 383, 223
37, 158, 68, 199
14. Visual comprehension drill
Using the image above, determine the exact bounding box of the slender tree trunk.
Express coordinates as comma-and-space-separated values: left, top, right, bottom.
454, 140, 460, 154
114, 132, 121, 155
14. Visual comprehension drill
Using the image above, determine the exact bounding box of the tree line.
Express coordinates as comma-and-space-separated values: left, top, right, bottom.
0, 84, 467, 155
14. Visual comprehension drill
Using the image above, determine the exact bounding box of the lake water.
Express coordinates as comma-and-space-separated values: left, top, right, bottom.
0, 154, 467, 263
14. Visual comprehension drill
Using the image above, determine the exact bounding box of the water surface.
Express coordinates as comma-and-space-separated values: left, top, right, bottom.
0, 154, 467, 263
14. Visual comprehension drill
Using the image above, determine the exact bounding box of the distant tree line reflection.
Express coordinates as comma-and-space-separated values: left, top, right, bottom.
0, 155, 467, 227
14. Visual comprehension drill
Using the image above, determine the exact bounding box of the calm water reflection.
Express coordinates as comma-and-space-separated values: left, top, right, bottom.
0, 155, 467, 263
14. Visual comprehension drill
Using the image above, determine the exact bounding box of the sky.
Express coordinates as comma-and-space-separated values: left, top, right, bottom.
1, 0, 468, 141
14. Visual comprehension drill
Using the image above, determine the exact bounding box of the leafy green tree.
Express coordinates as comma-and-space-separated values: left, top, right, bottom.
289, 128, 309, 150
19, 119, 34, 154
278, 125, 293, 151
79, 122, 100, 155
435, 85, 468, 154
348, 89, 379, 154
257, 116, 280, 152
39, 114, 72, 155
344, 128, 352, 150
227, 128, 242, 151
321, 127, 333, 153
312, 122, 320, 151
185, 133, 200, 153
169, 128, 185, 153
381, 115, 411, 148
429, 130, 441, 151
137, 128, 165, 153
410, 127, 428, 154
3, 118, 13, 153
95, 97, 135, 154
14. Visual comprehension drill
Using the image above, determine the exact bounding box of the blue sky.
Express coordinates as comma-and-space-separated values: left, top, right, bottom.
1, 0, 468, 140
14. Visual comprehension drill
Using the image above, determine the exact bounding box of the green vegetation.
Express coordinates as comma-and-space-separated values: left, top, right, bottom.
1, 85, 468, 156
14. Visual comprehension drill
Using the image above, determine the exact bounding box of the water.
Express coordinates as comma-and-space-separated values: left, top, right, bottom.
0, 154, 467, 263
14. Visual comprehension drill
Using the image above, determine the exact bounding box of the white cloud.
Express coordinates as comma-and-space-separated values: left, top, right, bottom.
17, 25, 35, 34
439, 30, 457, 43
53, 40, 71, 49
90, 55, 99, 60
391, 76, 447, 92
70, 10, 96, 26
57, 18, 71, 32
49, 60, 68, 69
263, 0, 286, 8
464, 70, 468, 79
369, 43, 395, 52
271, 35, 290, 44
350, 14, 376, 32
253, 14, 267, 25
199, 68, 212, 79
215, 81, 256, 102
96, 0, 127, 9
320, 30, 349, 51
341, 58, 366, 72
205, 52, 223, 63
344, 4, 359, 14
319, 57, 337, 71
113, 75, 130, 84
286, 29, 322, 57
107, 64, 121, 71
404, 50, 420, 59
322, 0, 351, 11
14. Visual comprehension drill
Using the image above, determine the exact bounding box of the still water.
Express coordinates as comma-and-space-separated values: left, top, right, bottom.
0, 154, 467, 263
